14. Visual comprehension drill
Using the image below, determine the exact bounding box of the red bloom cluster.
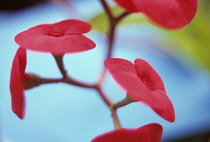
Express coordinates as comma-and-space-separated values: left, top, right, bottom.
113, 0, 198, 29
10, 47, 27, 119
105, 58, 175, 122
91, 123, 163, 142
9, 6, 181, 140
10, 20, 96, 119
15, 19, 96, 55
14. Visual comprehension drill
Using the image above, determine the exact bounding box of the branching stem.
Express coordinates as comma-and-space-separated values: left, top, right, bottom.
53, 55, 67, 78
38, 0, 131, 130
97, 0, 130, 86
111, 108, 122, 129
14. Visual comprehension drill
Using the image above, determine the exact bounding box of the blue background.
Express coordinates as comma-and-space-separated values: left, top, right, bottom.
0, 1, 210, 142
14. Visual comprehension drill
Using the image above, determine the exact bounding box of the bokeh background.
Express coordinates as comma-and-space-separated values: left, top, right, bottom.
0, 0, 210, 142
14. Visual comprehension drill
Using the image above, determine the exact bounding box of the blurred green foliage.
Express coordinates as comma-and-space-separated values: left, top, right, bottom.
163, 0, 210, 72
89, 1, 210, 72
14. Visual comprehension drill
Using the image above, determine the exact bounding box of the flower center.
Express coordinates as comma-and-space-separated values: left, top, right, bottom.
142, 78, 149, 85
49, 31, 62, 37
141, 78, 153, 90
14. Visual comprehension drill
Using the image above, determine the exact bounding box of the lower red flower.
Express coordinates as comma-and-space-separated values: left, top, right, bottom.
91, 123, 163, 142
105, 58, 175, 122
10, 47, 27, 119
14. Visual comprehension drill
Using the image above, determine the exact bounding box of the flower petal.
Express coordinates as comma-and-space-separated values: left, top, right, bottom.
134, 59, 175, 122
113, 0, 198, 29
91, 123, 163, 142
15, 19, 95, 55
16, 19, 92, 36
134, 59, 165, 92
9, 47, 27, 119
104, 58, 136, 75
54, 19, 92, 35
15, 34, 95, 55
113, 0, 138, 12
105, 58, 175, 122
133, 0, 198, 29
114, 71, 175, 122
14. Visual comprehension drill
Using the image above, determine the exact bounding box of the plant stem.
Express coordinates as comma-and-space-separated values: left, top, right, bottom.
100, 0, 114, 21
112, 95, 134, 109
53, 54, 96, 88
53, 55, 67, 78
116, 11, 130, 22
99, 0, 130, 129
111, 108, 122, 129
62, 76, 96, 88
95, 85, 113, 107
100, 0, 116, 60
39, 78, 63, 84
97, 0, 130, 85
50, 1, 131, 130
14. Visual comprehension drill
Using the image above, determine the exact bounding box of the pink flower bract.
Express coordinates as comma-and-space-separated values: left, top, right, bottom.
15, 19, 96, 55
113, 0, 198, 29
105, 58, 175, 122
91, 123, 163, 142
10, 47, 27, 119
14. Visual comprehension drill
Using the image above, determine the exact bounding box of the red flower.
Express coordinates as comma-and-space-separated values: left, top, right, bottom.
91, 123, 163, 142
105, 58, 175, 122
10, 47, 27, 119
15, 19, 96, 55
113, 0, 198, 29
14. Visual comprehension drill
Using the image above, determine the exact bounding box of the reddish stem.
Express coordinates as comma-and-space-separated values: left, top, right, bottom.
48, 0, 131, 130
97, 1, 130, 85
53, 55, 67, 78
98, 0, 130, 129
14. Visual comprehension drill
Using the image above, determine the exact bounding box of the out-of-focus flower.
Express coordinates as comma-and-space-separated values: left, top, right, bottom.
105, 58, 175, 122
91, 123, 163, 142
10, 47, 27, 119
15, 19, 96, 55
113, 0, 198, 29
9, 48, 43, 119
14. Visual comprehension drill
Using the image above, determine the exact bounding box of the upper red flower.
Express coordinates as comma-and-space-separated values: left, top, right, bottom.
113, 0, 198, 29
15, 19, 96, 55
91, 123, 163, 142
10, 47, 27, 119
105, 58, 175, 122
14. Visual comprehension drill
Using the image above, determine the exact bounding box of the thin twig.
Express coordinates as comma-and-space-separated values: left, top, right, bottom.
112, 95, 134, 109
95, 85, 113, 107
53, 55, 96, 88
62, 76, 96, 88
49, 0, 130, 130
100, 0, 114, 21
53, 55, 67, 78
40, 78, 63, 84
97, 3, 130, 86
99, 0, 131, 129
111, 108, 122, 129
116, 11, 130, 22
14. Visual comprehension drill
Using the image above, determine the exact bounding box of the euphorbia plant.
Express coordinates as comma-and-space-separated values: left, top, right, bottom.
105, 58, 175, 122
9, 0, 198, 141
